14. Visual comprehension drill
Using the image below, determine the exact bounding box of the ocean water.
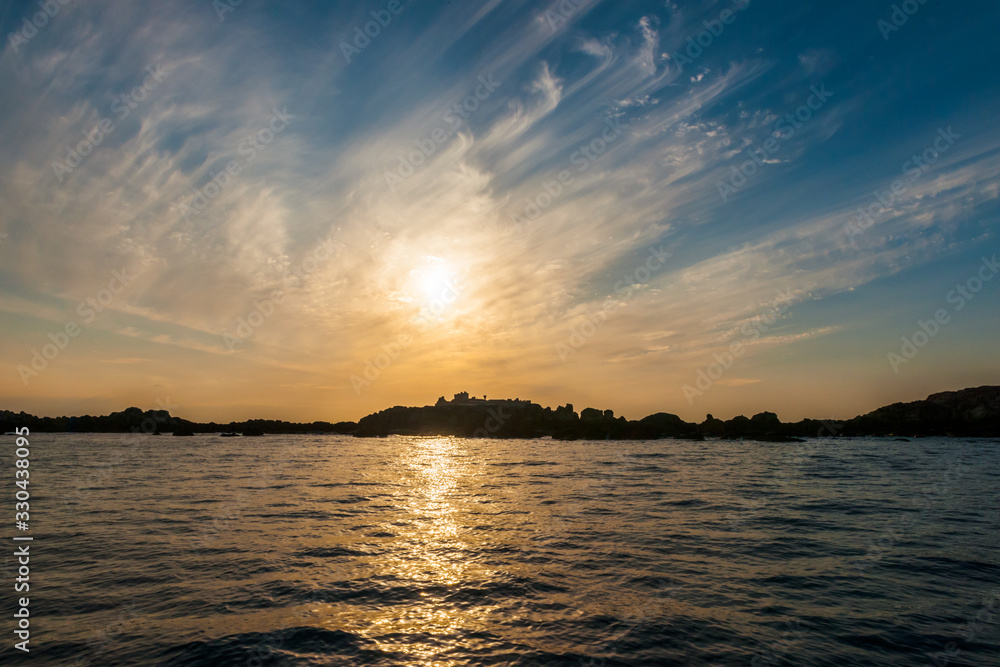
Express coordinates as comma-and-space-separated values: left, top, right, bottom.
6, 433, 999, 666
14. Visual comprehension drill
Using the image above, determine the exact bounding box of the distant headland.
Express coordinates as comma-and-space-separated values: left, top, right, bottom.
3, 386, 999, 440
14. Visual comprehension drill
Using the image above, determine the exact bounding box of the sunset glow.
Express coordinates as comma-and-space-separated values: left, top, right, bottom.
1, 0, 998, 424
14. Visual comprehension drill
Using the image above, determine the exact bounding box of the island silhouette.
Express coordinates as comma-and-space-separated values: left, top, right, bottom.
3, 386, 998, 439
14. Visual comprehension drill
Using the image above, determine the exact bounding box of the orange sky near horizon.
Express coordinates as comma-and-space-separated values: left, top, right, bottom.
2, 1, 999, 425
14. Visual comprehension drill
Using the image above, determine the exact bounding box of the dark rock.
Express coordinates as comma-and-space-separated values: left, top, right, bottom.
842, 386, 1000, 437
2, 386, 998, 440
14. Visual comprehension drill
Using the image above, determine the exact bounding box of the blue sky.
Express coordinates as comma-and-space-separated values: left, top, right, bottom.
1, 0, 998, 422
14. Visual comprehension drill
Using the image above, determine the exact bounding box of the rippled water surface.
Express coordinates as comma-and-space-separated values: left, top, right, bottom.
9, 434, 1000, 665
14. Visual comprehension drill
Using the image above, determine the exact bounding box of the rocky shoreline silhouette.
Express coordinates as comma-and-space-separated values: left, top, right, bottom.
3, 386, 998, 440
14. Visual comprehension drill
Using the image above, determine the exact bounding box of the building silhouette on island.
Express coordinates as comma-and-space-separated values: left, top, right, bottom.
435, 392, 534, 408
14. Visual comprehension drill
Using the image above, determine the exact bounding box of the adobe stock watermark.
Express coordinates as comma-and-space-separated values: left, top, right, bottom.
213, 0, 244, 22
384, 74, 502, 191
586, 578, 685, 667
64, 397, 181, 511
349, 332, 414, 395
351, 278, 461, 394
844, 127, 960, 242
751, 619, 805, 667
472, 404, 512, 438
17, 263, 148, 385
668, 0, 752, 74
682, 289, 794, 404
179, 107, 293, 220
222, 237, 342, 350
414, 278, 461, 325
69, 601, 142, 667
6, 0, 74, 55
877, 0, 932, 42
543, 0, 586, 31
887, 254, 997, 373
340, 0, 416, 63
507, 115, 628, 233
556, 245, 671, 362
51, 65, 170, 183
192, 426, 306, 552
717, 84, 833, 201
853, 456, 967, 574
926, 589, 1000, 667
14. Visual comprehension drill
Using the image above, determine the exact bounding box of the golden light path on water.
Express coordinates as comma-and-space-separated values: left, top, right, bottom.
292, 435, 681, 664
352, 437, 503, 665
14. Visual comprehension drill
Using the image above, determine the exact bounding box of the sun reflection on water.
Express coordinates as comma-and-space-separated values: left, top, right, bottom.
364, 437, 502, 664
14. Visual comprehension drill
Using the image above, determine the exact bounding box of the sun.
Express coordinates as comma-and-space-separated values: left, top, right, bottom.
420, 269, 452, 300
406, 257, 461, 322
409, 257, 456, 301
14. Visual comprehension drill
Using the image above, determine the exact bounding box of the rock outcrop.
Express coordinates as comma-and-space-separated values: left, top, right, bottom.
3, 386, 998, 440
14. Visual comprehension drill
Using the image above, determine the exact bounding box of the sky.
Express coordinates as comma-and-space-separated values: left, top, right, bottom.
1, 0, 998, 424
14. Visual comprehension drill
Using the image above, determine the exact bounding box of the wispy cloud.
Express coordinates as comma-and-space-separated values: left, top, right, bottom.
1, 0, 999, 421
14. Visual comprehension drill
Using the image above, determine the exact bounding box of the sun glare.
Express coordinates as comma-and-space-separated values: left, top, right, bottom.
409, 257, 457, 302
420, 270, 451, 300
405, 257, 464, 326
